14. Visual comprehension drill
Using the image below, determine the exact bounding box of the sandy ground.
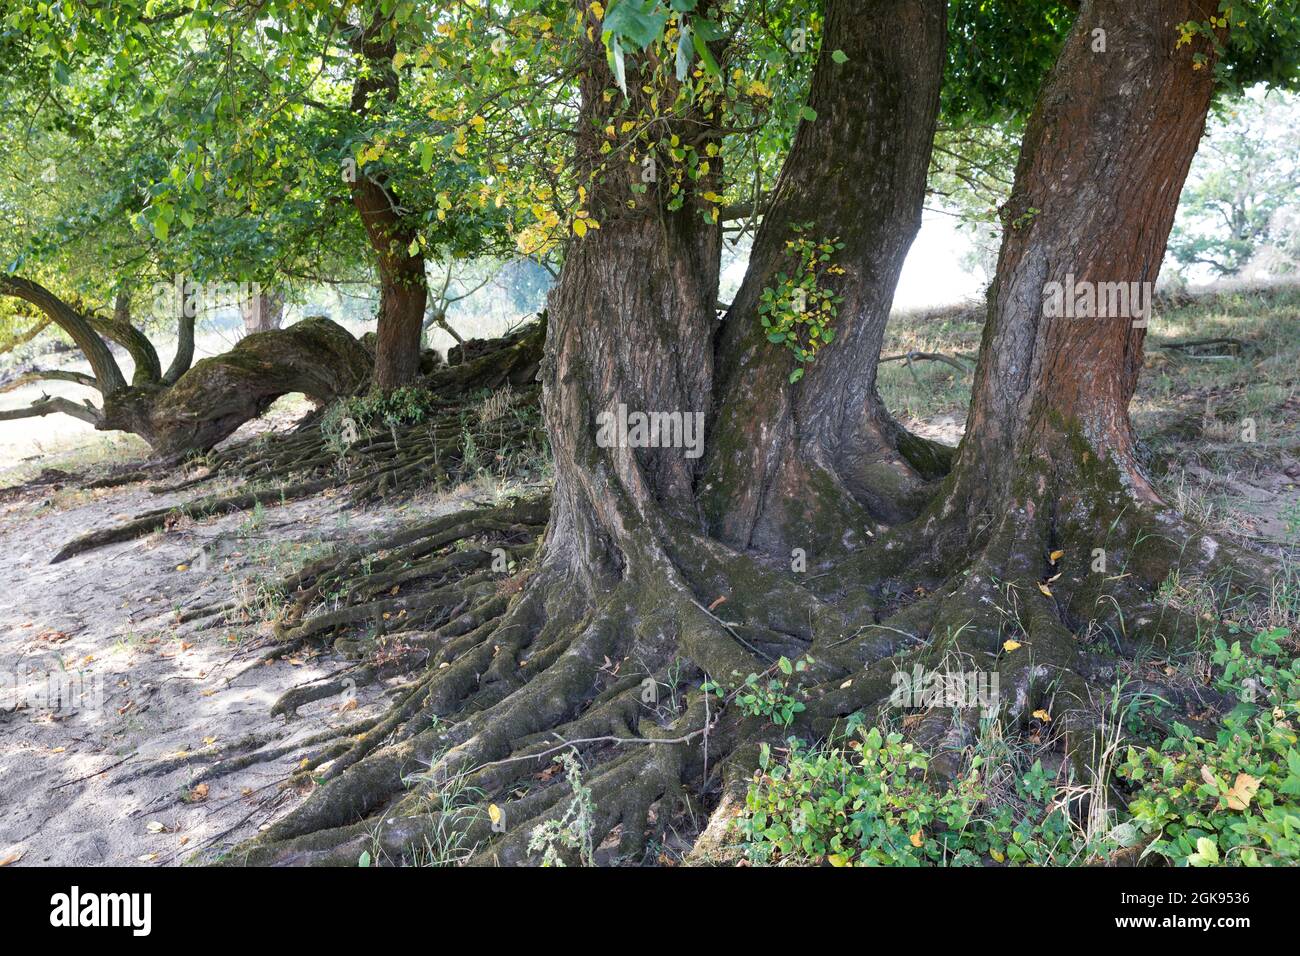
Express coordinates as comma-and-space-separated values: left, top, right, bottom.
0, 462, 480, 867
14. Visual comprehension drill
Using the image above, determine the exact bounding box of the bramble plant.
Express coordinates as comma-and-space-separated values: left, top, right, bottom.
322, 385, 437, 452
758, 225, 845, 383
1119, 627, 1300, 866
737, 721, 1081, 867
704, 655, 811, 727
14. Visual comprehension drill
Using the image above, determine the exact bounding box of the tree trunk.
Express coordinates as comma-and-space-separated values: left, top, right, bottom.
0, 273, 369, 457
108, 317, 371, 456
240, 289, 285, 335
702, 0, 948, 558
947, 0, 1221, 541
847, 0, 1241, 766
349, 14, 427, 391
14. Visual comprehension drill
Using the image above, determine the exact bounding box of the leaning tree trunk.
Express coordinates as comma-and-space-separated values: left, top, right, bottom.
349, 12, 428, 390
702, 0, 949, 559
107, 317, 372, 456
847, 0, 1251, 771
0, 275, 369, 457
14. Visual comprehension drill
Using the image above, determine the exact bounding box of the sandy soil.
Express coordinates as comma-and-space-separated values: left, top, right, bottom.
0, 465, 475, 867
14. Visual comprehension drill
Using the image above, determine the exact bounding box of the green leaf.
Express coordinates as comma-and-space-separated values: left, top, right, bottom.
831, 49, 849, 64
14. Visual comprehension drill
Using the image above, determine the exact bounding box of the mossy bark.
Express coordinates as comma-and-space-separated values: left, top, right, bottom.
702, 0, 949, 560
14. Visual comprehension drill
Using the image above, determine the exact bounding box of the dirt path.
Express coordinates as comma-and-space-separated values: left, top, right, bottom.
0, 470, 472, 866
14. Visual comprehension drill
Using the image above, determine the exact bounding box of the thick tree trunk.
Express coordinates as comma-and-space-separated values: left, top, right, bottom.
0, 274, 369, 457
349, 15, 427, 390
702, 0, 948, 558
947, 0, 1221, 537
105, 317, 371, 456
537, 17, 724, 595
844, 1, 1239, 765
240, 289, 285, 334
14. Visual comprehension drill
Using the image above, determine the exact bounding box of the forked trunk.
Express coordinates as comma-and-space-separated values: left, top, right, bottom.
703, 0, 948, 558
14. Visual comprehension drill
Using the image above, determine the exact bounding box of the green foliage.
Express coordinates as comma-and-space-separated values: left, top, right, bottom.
1169, 90, 1300, 277
1119, 627, 1300, 866
704, 655, 810, 727
757, 226, 844, 383
739, 720, 1082, 866
321, 385, 436, 453
528, 751, 597, 867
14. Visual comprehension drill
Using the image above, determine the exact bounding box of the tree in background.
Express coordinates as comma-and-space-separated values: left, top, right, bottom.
1169, 88, 1300, 278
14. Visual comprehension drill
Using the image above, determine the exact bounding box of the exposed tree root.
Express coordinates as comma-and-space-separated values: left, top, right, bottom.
48, 323, 547, 563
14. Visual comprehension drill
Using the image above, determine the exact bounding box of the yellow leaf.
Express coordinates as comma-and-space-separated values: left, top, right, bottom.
176, 564, 189, 572
572, 218, 588, 238
827, 854, 848, 867
990, 848, 1005, 863
1049, 550, 1065, 562
488, 803, 503, 825
1032, 709, 1051, 722
1037, 582, 1053, 597
909, 830, 923, 848
1225, 773, 1260, 811
1002, 640, 1021, 652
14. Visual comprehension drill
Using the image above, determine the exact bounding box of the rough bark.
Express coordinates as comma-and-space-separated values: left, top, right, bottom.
349, 14, 427, 390
109, 317, 371, 456
702, 0, 949, 559
949, 0, 1221, 525
0, 273, 370, 457
831, 0, 1251, 776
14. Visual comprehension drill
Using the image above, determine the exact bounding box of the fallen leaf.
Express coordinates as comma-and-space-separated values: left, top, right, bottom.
827, 854, 848, 867
989, 849, 1005, 863
145, 821, 167, 834
488, 803, 503, 825
1049, 550, 1065, 563
1037, 582, 1053, 597
1225, 773, 1260, 811
1002, 640, 1021, 652
1032, 709, 1052, 722
0, 848, 23, 866
909, 830, 923, 847
137, 853, 158, 863
707, 595, 728, 612
176, 564, 188, 572
189, 783, 209, 801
